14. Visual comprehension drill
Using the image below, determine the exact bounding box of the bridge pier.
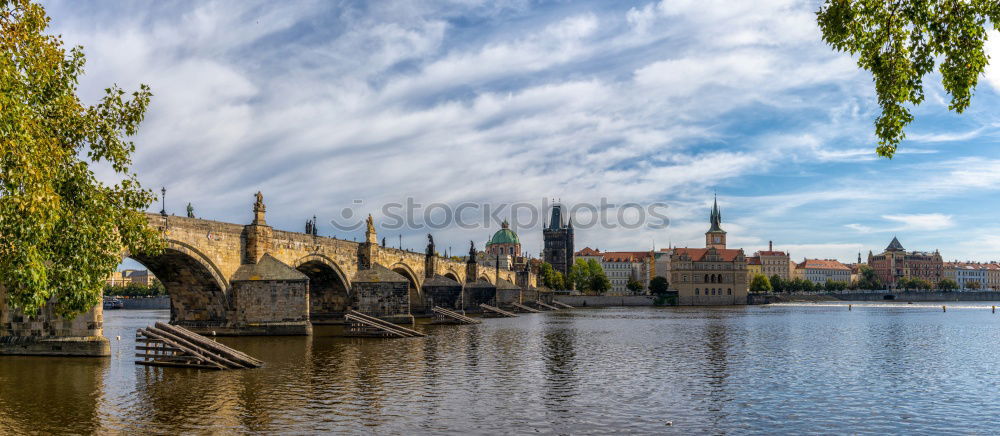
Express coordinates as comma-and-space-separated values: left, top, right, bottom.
352, 265, 414, 325
225, 254, 313, 336
0, 287, 111, 357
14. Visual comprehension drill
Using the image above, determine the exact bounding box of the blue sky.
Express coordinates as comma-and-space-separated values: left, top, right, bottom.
44, 0, 1000, 265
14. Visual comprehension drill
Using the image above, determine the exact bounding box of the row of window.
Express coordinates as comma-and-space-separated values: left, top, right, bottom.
695, 288, 732, 296
675, 274, 731, 283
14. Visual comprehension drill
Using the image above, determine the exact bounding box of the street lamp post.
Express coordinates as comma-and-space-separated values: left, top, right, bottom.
160, 187, 167, 216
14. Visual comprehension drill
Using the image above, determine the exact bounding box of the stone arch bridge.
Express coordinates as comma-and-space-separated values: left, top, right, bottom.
1, 196, 539, 356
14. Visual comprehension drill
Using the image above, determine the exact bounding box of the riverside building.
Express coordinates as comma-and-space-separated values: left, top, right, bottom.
868, 237, 943, 290
669, 196, 748, 305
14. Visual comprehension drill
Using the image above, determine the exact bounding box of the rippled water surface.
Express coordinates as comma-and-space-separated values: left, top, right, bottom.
3, 303, 1000, 434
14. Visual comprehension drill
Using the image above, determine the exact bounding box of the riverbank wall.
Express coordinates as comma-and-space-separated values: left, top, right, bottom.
115, 296, 170, 310
553, 295, 655, 307
751, 291, 1000, 304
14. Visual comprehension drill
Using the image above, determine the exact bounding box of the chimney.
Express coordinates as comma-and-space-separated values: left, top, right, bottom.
769, 240, 773, 252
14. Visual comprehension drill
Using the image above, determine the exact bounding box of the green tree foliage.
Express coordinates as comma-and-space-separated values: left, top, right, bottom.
649, 276, 670, 296
937, 278, 959, 291
823, 280, 848, 292
0, 0, 162, 317
966, 280, 982, 290
817, 1, 1000, 158
749, 274, 773, 293
770, 275, 785, 293
538, 262, 565, 290
553, 272, 566, 291
568, 258, 612, 294
896, 276, 932, 290
855, 265, 882, 290
626, 278, 643, 295
800, 278, 816, 293
104, 281, 165, 298
590, 273, 612, 295
901, 277, 932, 290
568, 258, 590, 291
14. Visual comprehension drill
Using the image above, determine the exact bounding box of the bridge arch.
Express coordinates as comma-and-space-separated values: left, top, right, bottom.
479, 275, 492, 284
294, 254, 352, 323
127, 239, 230, 326
444, 270, 461, 283
390, 262, 423, 313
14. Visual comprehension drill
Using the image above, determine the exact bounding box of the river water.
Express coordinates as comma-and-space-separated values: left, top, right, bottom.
2, 302, 1000, 434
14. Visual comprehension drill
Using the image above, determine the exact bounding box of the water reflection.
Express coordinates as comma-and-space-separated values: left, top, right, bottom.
0, 356, 107, 434
3, 303, 1000, 434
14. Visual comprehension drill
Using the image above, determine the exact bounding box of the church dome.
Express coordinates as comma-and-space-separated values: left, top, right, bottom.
487, 220, 520, 246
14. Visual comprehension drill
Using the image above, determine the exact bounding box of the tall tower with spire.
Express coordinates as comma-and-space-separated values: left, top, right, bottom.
705, 194, 727, 249
543, 202, 574, 280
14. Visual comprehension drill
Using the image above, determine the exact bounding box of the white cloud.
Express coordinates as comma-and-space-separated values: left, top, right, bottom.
985, 30, 1000, 92
845, 223, 873, 233
882, 214, 954, 231
39, 0, 1000, 262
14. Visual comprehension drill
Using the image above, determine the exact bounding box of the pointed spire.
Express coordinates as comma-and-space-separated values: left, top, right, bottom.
708, 193, 724, 233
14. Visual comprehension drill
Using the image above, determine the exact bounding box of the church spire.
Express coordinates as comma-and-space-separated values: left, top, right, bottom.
708, 193, 723, 232
705, 194, 726, 249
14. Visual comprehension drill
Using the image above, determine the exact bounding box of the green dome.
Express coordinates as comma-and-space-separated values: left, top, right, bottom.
487, 220, 520, 246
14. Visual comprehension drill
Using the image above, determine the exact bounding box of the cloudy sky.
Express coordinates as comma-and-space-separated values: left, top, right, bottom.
45, 0, 1000, 264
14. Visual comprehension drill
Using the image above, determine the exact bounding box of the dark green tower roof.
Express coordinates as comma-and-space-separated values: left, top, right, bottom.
487, 219, 520, 246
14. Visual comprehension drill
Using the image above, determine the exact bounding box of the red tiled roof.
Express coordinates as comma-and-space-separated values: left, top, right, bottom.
673, 248, 744, 262
799, 259, 850, 270
602, 253, 635, 262
946, 261, 991, 270
575, 247, 601, 256
601, 251, 652, 262
747, 256, 761, 265
757, 250, 787, 256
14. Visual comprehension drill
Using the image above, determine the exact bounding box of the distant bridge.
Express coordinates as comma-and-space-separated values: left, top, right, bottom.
0, 194, 539, 356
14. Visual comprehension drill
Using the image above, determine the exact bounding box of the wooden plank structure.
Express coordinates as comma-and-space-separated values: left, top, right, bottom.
135, 322, 263, 370
344, 310, 426, 338
509, 302, 542, 313
532, 300, 560, 311
431, 306, 481, 325
479, 303, 517, 318
552, 301, 574, 309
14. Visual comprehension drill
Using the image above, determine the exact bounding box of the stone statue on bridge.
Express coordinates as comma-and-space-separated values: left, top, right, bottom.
365, 214, 377, 244
426, 234, 435, 256
305, 215, 318, 236
252, 191, 266, 225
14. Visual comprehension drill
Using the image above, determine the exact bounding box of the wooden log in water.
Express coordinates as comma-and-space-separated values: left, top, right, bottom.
155, 322, 262, 367
137, 328, 225, 370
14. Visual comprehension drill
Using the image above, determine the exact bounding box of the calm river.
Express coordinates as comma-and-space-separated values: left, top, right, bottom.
3, 302, 1000, 434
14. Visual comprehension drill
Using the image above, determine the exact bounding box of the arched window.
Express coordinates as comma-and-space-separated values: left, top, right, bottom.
695, 288, 700, 295
727, 288, 732, 295
703, 274, 709, 283
509, 247, 514, 255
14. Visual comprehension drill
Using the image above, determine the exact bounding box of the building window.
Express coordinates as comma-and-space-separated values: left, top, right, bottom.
695, 288, 700, 295
727, 288, 732, 295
